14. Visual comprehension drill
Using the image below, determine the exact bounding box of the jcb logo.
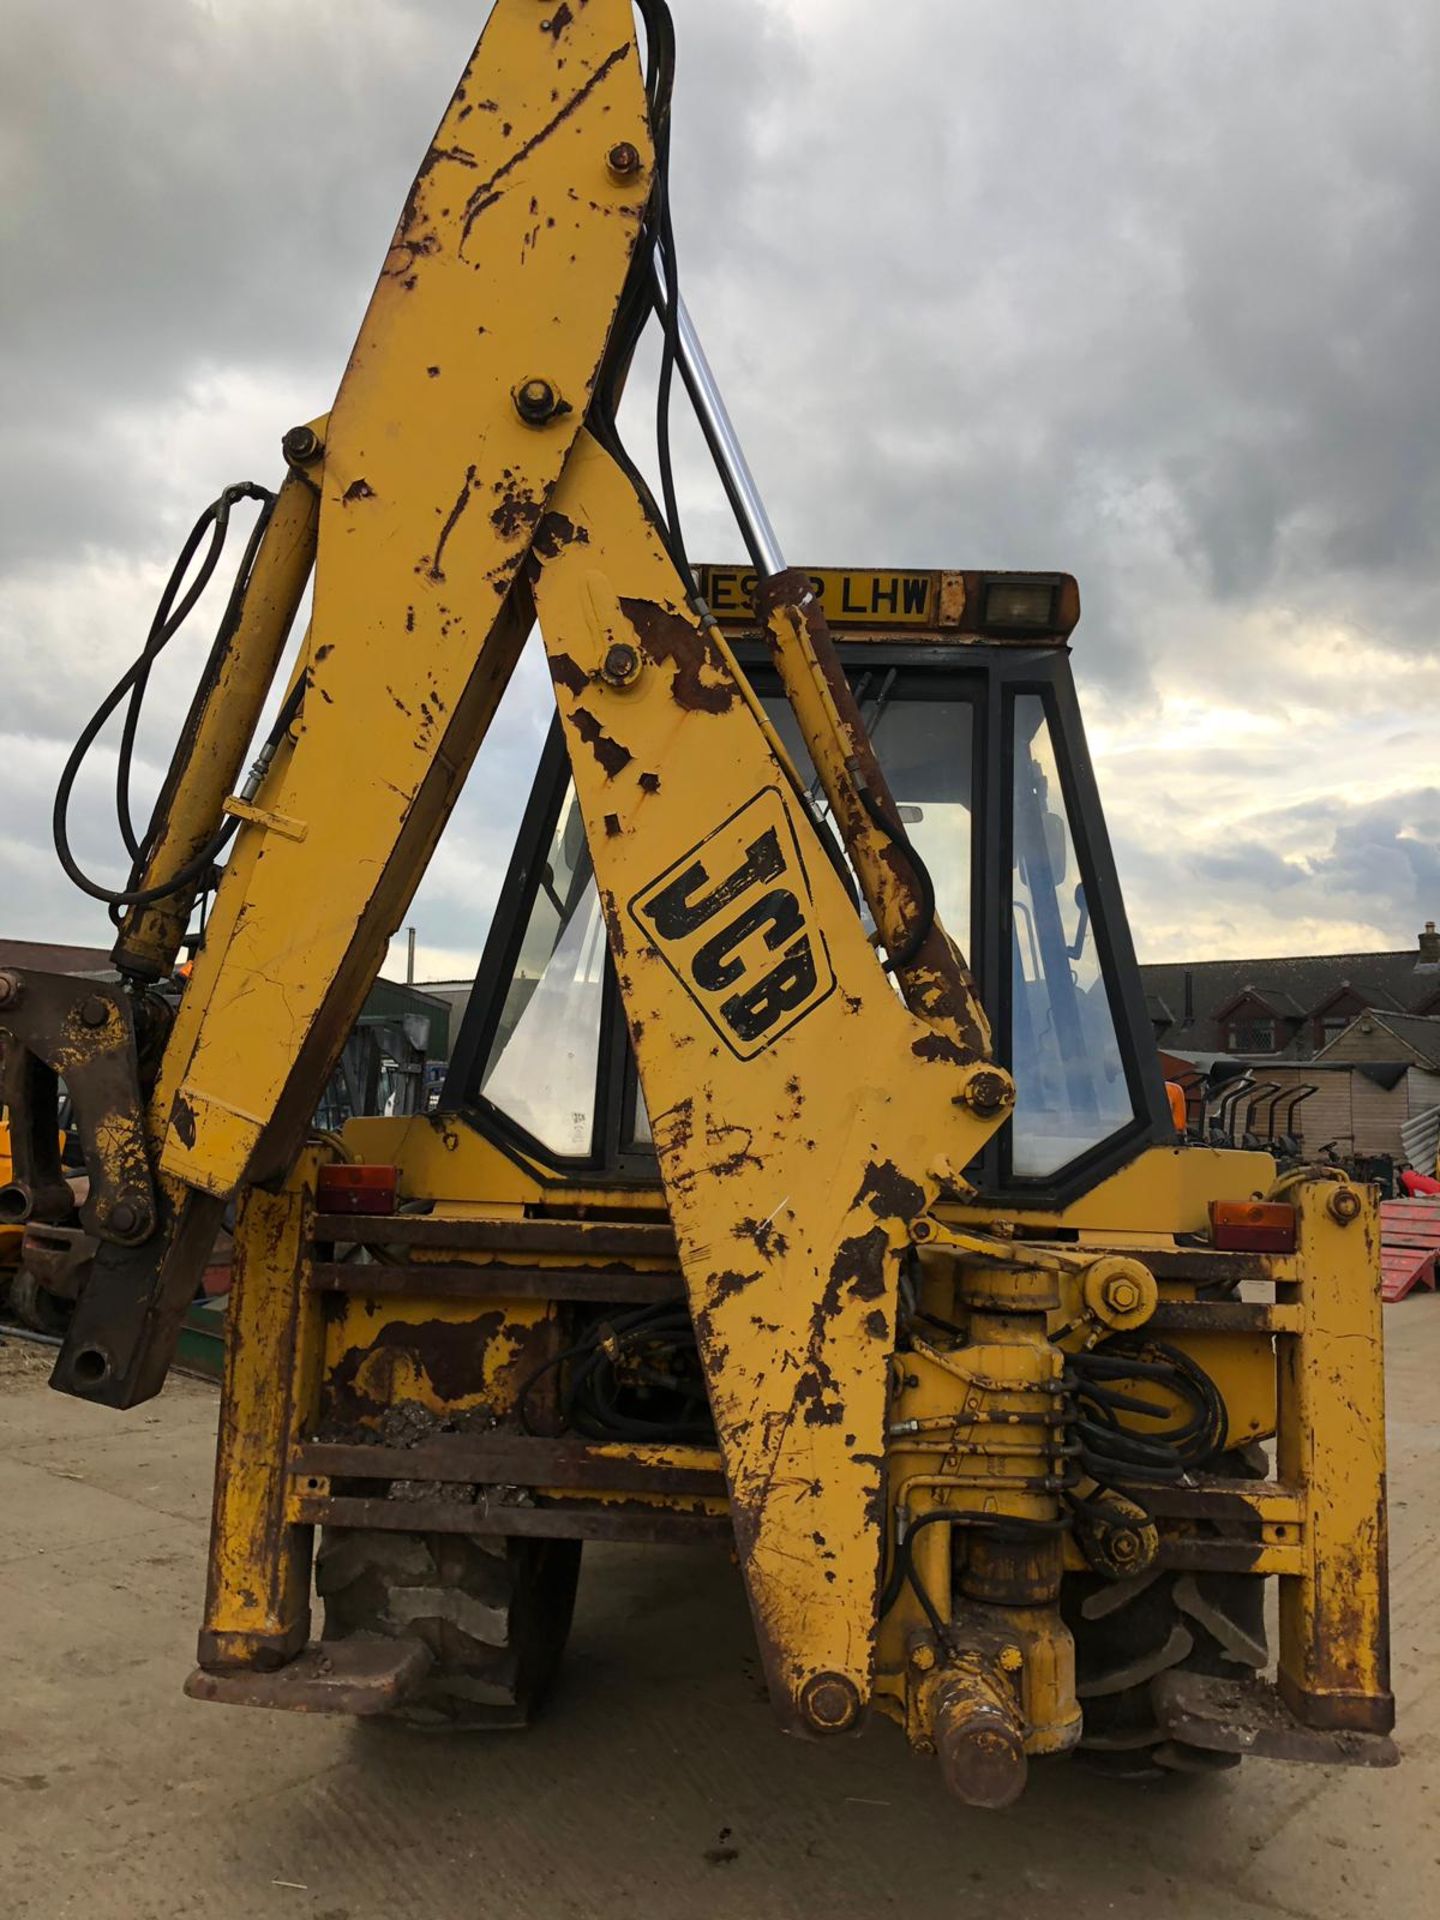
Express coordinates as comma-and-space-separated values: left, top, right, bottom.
630, 788, 835, 1059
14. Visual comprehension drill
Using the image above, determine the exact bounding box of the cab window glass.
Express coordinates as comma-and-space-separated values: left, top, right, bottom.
1009, 694, 1133, 1175
482, 786, 604, 1157
761, 679, 973, 956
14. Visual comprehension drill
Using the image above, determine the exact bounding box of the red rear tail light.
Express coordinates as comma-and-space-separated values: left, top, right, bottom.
316, 1162, 398, 1215
1210, 1199, 1296, 1254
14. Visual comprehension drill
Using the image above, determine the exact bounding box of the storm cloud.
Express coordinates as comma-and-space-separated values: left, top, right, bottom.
2, 0, 1437, 974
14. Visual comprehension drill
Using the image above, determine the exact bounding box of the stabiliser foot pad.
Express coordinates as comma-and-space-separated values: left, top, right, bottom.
1152, 1672, 1398, 1768
185, 1635, 431, 1716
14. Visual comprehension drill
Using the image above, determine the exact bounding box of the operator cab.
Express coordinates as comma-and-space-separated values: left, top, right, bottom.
444, 566, 1169, 1207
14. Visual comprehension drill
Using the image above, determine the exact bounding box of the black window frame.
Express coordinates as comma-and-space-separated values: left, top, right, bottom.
989, 658, 1167, 1204
441, 641, 1170, 1208
441, 722, 646, 1182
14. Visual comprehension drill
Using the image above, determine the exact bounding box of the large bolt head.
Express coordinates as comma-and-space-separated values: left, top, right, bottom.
1102, 1273, 1142, 1315
1083, 1255, 1157, 1331
106, 1198, 151, 1239
1328, 1187, 1362, 1225
514, 377, 563, 425
282, 424, 322, 464
799, 1670, 861, 1734
1107, 1528, 1142, 1567
965, 1070, 1014, 1116
0, 970, 23, 1009
601, 642, 641, 686
606, 141, 642, 178
79, 994, 109, 1029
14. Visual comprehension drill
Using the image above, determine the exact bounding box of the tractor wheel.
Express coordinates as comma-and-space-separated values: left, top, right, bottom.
1065, 1454, 1269, 1780
316, 1528, 581, 1730
7, 1267, 72, 1337
1066, 1566, 1267, 1778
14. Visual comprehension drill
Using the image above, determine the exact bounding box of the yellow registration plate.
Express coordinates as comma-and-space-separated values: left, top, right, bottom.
698, 566, 941, 628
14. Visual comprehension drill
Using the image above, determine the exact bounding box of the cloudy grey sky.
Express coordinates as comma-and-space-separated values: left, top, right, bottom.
3, 0, 1438, 979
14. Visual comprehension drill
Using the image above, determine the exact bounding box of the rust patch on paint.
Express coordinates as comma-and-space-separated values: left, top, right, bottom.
830, 1223, 890, 1302
533, 510, 591, 560
429, 465, 476, 581
570, 706, 632, 777
491, 487, 541, 540
702, 1118, 762, 1180
734, 1216, 789, 1259
856, 1159, 926, 1224
323, 1312, 512, 1422
911, 1031, 969, 1068
548, 651, 590, 697
170, 1092, 197, 1151
618, 596, 736, 713
650, 1097, 694, 1157
710, 1267, 763, 1306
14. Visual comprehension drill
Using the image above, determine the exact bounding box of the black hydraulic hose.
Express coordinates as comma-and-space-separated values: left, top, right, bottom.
879, 1505, 1073, 1625
117, 486, 275, 862
516, 1297, 710, 1442
53, 482, 280, 910
1065, 1337, 1226, 1490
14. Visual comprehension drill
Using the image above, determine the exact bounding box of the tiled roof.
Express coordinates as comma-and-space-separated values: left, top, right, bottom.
1213, 984, 1309, 1018
1139, 946, 1440, 1058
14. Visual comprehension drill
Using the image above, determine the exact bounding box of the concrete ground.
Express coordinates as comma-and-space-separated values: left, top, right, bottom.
1, 1300, 1436, 1920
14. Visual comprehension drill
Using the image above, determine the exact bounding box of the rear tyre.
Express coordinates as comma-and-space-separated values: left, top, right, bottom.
1065, 1454, 1268, 1780
316, 1528, 582, 1730
7, 1268, 72, 1337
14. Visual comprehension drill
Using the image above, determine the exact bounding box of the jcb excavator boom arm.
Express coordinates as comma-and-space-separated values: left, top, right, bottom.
0, 0, 1007, 1734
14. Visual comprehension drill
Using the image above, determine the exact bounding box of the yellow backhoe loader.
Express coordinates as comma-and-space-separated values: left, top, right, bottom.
0, 0, 1395, 1803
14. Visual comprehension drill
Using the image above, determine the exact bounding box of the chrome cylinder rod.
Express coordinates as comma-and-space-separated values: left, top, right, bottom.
653, 256, 786, 579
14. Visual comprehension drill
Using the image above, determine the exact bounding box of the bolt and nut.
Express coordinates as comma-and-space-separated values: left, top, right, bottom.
1101, 1273, 1143, 1316
1083, 1255, 1157, 1330
1328, 1187, 1363, 1225
282, 424, 323, 465
799, 1670, 861, 1734
606, 141, 642, 178
107, 1198, 151, 1239
965, 1070, 1014, 1116
514, 377, 563, 425
601, 642, 641, 687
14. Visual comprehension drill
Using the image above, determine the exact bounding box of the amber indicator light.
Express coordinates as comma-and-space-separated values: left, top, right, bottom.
316, 1163, 399, 1216
1209, 1199, 1296, 1254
